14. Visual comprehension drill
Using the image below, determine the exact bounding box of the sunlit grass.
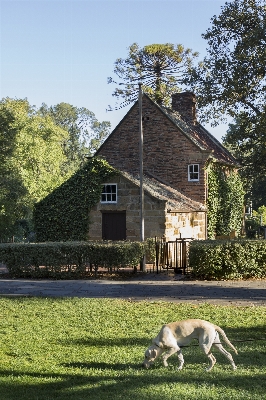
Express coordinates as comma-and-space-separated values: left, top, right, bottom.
0, 298, 265, 399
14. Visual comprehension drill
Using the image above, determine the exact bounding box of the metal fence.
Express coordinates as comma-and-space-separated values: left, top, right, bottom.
155, 237, 193, 275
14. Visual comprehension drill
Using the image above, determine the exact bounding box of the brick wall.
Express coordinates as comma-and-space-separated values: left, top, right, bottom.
98, 95, 209, 204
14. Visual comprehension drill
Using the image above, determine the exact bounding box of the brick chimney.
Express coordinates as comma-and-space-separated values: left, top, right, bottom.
171, 92, 197, 125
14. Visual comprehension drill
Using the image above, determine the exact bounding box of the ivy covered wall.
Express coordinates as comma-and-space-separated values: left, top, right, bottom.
33, 157, 117, 241
206, 163, 244, 239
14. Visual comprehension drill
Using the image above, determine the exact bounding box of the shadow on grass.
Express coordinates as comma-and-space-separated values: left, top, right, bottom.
58, 324, 266, 369
59, 337, 148, 347
62, 361, 141, 370
1, 325, 266, 399
0, 366, 266, 400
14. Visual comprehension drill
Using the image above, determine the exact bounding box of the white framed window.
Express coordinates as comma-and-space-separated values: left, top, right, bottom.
101, 184, 117, 203
188, 164, 199, 181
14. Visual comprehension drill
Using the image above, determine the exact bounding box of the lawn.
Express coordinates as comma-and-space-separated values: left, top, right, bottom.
0, 297, 265, 400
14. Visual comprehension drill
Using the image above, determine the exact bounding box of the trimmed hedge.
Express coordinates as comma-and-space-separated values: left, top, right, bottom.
0, 241, 145, 278
189, 239, 266, 280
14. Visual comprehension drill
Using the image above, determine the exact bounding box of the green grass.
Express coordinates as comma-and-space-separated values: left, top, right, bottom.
0, 297, 265, 399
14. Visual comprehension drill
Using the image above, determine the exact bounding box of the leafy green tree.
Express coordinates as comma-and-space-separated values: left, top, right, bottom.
188, 0, 266, 124
187, 0, 266, 208
39, 103, 111, 170
0, 98, 70, 240
108, 43, 198, 108
223, 112, 266, 206
253, 205, 266, 225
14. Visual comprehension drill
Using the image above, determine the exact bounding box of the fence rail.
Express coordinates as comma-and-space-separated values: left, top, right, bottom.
155, 237, 193, 275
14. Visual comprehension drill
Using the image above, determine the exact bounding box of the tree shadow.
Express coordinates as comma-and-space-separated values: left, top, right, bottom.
1, 324, 265, 399
61, 361, 140, 370
0, 365, 265, 400
58, 337, 148, 347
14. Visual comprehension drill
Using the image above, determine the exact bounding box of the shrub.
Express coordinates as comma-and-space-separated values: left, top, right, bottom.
0, 241, 145, 278
189, 239, 266, 280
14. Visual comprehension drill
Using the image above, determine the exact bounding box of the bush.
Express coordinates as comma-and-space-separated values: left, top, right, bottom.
0, 241, 146, 278
189, 239, 266, 280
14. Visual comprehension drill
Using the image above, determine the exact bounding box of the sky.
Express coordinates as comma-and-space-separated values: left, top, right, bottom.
0, 0, 232, 142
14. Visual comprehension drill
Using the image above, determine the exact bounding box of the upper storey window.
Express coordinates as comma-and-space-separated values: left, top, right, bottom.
188, 164, 199, 181
101, 184, 117, 203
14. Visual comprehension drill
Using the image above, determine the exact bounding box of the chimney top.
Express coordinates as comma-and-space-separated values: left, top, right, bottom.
171, 92, 197, 125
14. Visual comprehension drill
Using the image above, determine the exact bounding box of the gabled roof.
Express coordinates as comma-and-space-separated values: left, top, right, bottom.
153, 100, 239, 167
97, 93, 238, 167
120, 171, 206, 212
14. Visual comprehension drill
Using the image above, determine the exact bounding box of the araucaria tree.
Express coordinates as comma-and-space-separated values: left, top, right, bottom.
108, 43, 198, 108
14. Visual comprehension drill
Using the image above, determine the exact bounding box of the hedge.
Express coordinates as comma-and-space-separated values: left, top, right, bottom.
189, 239, 266, 280
0, 241, 146, 278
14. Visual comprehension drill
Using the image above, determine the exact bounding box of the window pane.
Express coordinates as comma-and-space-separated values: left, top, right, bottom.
101, 184, 117, 202
188, 164, 199, 181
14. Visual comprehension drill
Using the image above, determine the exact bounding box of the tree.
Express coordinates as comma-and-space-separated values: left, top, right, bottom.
223, 112, 266, 207
188, 0, 266, 123
187, 0, 266, 207
39, 103, 111, 170
0, 98, 70, 240
108, 43, 198, 108
0, 98, 111, 240
253, 205, 266, 225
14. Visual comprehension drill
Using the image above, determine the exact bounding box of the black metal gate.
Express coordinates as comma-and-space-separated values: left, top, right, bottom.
155, 237, 193, 275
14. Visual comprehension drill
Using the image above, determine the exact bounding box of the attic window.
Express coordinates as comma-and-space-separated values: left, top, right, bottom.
101, 184, 117, 203
188, 164, 199, 181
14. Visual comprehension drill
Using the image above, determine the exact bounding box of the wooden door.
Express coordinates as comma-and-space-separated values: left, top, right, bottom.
102, 211, 126, 240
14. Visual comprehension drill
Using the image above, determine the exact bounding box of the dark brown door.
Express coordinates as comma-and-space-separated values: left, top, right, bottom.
102, 212, 126, 240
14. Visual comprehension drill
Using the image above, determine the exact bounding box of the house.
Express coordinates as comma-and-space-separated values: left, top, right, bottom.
34, 92, 239, 243
90, 92, 238, 241
89, 170, 206, 241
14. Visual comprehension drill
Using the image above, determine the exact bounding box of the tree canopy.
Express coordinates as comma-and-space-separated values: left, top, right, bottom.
187, 0, 266, 207
188, 0, 266, 124
0, 98, 70, 239
39, 102, 111, 170
0, 98, 111, 240
108, 43, 198, 108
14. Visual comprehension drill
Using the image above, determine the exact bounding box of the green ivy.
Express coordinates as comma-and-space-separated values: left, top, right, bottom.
206, 164, 244, 239
33, 157, 117, 241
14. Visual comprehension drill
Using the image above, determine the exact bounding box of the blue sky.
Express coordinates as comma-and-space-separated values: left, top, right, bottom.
0, 0, 232, 141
